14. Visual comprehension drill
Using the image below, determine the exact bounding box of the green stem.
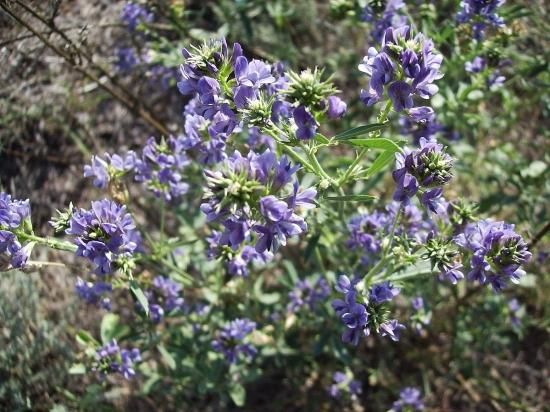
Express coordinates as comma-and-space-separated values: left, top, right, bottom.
17, 232, 77, 253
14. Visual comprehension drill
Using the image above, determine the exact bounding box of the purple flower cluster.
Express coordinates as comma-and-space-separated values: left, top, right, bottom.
211, 318, 257, 364
328, 371, 362, 400
66, 199, 141, 275
144, 276, 185, 323
332, 275, 405, 346
95, 339, 142, 380
206, 231, 272, 276
121, 2, 153, 31
359, 26, 442, 117
454, 220, 531, 291
75, 277, 112, 310
347, 202, 431, 266
84, 152, 137, 189
0, 192, 32, 269
390, 387, 425, 411
115, 47, 140, 73
201, 150, 316, 254
84, 137, 191, 202
457, 0, 505, 40
287, 277, 330, 313
393, 137, 453, 213
360, 0, 408, 43
134, 137, 190, 201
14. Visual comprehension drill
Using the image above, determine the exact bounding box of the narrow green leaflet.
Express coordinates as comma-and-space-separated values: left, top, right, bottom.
158, 344, 177, 370
363, 150, 396, 177
344, 138, 403, 153
333, 123, 388, 141
325, 194, 377, 202
130, 280, 149, 316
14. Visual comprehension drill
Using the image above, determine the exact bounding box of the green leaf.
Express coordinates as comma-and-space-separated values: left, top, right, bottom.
333, 123, 388, 140
228, 383, 246, 406
100, 313, 129, 344
75, 330, 97, 346
364, 150, 396, 177
68, 363, 86, 375
130, 281, 149, 316
253, 275, 281, 305
101, 314, 119, 344
325, 194, 377, 202
314, 133, 330, 144
158, 345, 177, 370
344, 138, 403, 153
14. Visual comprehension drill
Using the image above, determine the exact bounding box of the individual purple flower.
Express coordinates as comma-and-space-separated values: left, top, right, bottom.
211, 318, 257, 364
293, 106, 318, 140
454, 220, 531, 291
327, 96, 347, 119
465, 56, 486, 73
369, 281, 400, 304
390, 387, 425, 411
392, 138, 453, 210
379, 319, 406, 341
134, 137, 190, 201
487, 70, 506, 88
121, 2, 153, 31
66, 199, 140, 275
75, 277, 112, 310
288, 277, 330, 313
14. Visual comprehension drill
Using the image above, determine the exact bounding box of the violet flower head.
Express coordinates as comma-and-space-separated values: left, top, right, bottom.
465, 56, 486, 73
0, 192, 31, 269
140, 276, 185, 323
211, 318, 257, 364
75, 278, 112, 310
359, 26, 443, 112
95, 339, 141, 380
391, 387, 425, 411
84, 151, 137, 189
288, 277, 330, 313
134, 136, 190, 202
457, 0, 505, 40
392, 138, 453, 210
369, 281, 400, 304
328, 371, 362, 399
66, 199, 141, 275
454, 220, 531, 291
361, 0, 408, 43
332, 275, 369, 346
121, 2, 153, 31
